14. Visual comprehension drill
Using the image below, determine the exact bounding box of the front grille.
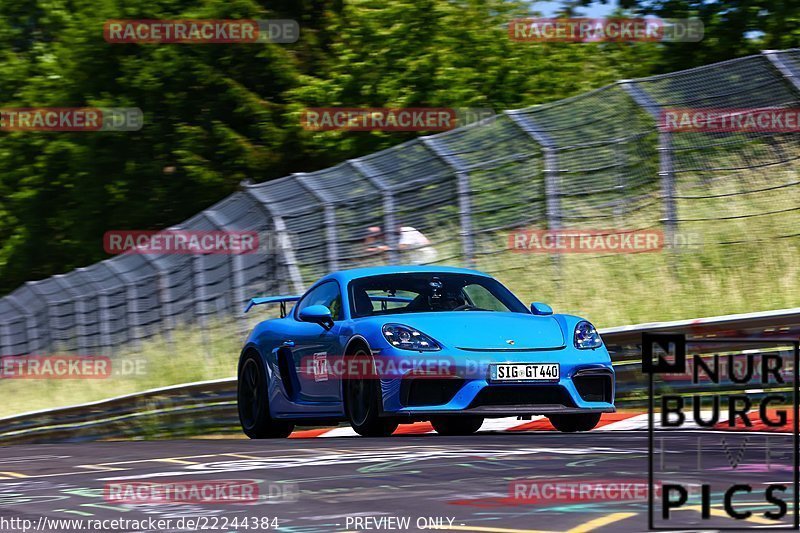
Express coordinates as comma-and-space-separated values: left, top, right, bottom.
400, 377, 464, 407
468, 385, 575, 408
573, 373, 613, 403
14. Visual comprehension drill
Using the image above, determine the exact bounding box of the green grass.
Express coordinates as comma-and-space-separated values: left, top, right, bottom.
0, 318, 246, 419
470, 141, 800, 326
481, 238, 800, 327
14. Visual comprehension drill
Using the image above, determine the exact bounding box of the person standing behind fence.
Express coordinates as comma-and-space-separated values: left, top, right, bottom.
364, 226, 438, 265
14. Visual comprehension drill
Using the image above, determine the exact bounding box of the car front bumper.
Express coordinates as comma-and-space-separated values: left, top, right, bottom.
374, 346, 615, 417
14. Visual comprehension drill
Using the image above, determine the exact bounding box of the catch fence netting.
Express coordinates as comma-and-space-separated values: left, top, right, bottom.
1, 49, 800, 355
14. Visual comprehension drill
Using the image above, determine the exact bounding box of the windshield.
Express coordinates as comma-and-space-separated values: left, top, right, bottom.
348, 273, 528, 318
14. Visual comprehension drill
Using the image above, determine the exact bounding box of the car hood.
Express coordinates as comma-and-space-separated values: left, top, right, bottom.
369, 311, 566, 351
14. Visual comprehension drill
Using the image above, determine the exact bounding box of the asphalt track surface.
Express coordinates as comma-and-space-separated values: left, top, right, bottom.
0, 431, 795, 533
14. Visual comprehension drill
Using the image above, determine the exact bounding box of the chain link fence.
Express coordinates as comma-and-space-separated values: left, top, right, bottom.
2, 48, 800, 356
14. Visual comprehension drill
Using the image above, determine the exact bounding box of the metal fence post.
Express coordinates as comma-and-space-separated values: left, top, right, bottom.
505, 111, 561, 232
619, 80, 677, 245
105, 262, 139, 349
543, 149, 561, 231
133, 256, 173, 344
160, 269, 174, 344
24, 283, 55, 354
241, 184, 305, 295
192, 253, 207, 327
204, 210, 247, 318
658, 132, 677, 245
236, 185, 281, 296
204, 210, 249, 337
0, 320, 11, 356
97, 291, 113, 356
273, 216, 302, 294
5, 295, 36, 355
420, 137, 475, 267
293, 173, 340, 272
51, 275, 84, 353
73, 295, 89, 354
73, 266, 103, 350
505, 111, 563, 280
349, 159, 399, 264
262, 226, 278, 296
190, 251, 213, 361
198, 212, 228, 315
763, 50, 800, 93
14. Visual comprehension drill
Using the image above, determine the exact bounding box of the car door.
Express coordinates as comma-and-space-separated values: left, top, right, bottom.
286, 280, 344, 403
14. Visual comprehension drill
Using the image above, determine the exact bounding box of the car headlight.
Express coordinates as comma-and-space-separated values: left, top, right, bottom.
574, 321, 602, 349
382, 324, 440, 351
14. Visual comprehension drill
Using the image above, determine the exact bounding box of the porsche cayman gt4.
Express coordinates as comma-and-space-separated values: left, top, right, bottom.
237, 266, 614, 438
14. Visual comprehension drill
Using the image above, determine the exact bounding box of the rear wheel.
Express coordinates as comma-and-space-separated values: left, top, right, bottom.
431, 416, 484, 436
548, 413, 601, 432
238, 354, 294, 439
345, 349, 398, 437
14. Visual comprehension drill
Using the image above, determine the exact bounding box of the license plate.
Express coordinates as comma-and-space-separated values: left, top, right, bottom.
490, 363, 560, 382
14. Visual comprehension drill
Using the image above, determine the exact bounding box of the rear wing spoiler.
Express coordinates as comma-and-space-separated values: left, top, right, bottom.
244, 294, 412, 316
244, 295, 301, 317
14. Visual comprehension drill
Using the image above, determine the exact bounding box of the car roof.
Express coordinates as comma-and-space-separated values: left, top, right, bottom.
318, 265, 493, 285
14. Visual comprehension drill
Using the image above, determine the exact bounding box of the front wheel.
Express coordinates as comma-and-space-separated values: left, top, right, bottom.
548, 413, 601, 432
431, 416, 484, 436
238, 354, 294, 439
344, 350, 398, 437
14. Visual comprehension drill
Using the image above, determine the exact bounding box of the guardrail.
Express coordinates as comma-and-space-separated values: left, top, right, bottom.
2, 306, 800, 444
603, 306, 800, 346
0, 378, 238, 445
605, 307, 800, 406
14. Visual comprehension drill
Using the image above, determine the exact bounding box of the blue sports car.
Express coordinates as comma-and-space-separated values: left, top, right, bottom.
237, 266, 614, 438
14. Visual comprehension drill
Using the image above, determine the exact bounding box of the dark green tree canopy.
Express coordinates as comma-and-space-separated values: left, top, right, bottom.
0, 0, 793, 293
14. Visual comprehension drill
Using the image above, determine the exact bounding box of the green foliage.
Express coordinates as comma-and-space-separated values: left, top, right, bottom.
0, 0, 661, 293
574, 0, 800, 70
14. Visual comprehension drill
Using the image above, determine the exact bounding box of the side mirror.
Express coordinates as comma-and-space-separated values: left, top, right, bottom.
299, 305, 334, 330
530, 302, 553, 316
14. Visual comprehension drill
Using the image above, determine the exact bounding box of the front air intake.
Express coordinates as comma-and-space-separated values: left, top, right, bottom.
573, 371, 613, 403
400, 377, 464, 407
468, 385, 576, 409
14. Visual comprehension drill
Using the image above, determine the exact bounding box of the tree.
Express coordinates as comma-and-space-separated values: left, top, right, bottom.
0, 0, 661, 293
570, 0, 800, 70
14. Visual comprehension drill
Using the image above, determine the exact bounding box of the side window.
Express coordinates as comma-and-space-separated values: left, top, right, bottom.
296, 281, 343, 320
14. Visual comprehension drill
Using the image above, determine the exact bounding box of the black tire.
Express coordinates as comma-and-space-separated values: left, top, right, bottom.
238, 353, 294, 439
431, 416, 484, 436
548, 413, 601, 432
344, 349, 398, 437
